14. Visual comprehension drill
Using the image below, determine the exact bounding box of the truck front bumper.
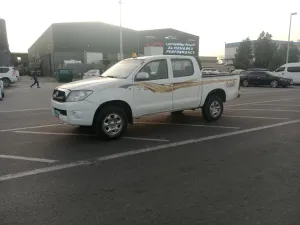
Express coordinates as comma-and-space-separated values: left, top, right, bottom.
51, 99, 98, 126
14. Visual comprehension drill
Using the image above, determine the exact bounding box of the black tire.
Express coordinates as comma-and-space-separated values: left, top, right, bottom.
3, 78, 10, 88
242, 79, 249, 87
202, 95, 224, 122
1, 92, 4, 98
94, 105, 128, 140
270, 80, 278, 88
171, 110, 184, 115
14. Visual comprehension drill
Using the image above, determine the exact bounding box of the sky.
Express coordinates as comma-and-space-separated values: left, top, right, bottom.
1, 0, 300, 56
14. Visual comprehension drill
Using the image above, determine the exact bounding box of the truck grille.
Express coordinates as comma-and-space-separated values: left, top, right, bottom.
52, 89, 66, 102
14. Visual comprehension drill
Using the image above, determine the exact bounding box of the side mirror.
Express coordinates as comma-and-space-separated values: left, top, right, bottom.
135, 72, 149, 81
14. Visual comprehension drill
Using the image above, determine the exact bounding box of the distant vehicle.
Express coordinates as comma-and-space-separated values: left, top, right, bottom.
0, 66, 19, 87
0, 79, 4, 99
231, 69, 245, 75
274, 62, 300, 84
202, 67, 220, 75
240, 70, 292, 88
82, 69, 102, 80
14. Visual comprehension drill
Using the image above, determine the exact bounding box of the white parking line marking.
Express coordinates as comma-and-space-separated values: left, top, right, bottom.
226, 97, 300, 107
123, 137, 169, 142
255, 103, 300, 107
227, 108, 300, 113
222, 115, 289, 120
0, 155, 58, 163
0, 124, 65, 133
1, 119, 299, 182
135, 122, 240, 129
242, 89, 300, 95
13, 131, 169, 142
0, 108, 49, 113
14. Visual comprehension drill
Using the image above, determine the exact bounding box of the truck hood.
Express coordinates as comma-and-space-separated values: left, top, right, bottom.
57, 77, 125, 91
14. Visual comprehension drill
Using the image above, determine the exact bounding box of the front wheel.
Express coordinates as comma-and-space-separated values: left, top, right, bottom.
202, 96, 224, 122
270, 80, 278, 88
94, 106, 128, 140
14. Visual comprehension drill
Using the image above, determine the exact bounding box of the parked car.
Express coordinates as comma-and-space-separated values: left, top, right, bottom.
0, 66, 19, 87
0, 79, 4, 99
240, 70, 292, 88
202, 67, 220, 75
51, 55, 241, 140
82, 69, 103, 80
274, 62, 300, 84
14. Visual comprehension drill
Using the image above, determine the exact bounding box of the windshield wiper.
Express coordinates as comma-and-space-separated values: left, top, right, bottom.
105, 76, 118, 78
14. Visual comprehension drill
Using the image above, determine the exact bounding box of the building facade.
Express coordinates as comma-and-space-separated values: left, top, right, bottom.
0, 18, 10, 66
28, 22, 199, 76
224, 40, 300, 66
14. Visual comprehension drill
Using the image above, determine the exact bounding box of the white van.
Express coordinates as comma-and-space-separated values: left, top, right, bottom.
274, 63, 300, 84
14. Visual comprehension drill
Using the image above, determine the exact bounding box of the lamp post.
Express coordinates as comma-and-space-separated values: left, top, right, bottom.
286, 12, 297, 63
119, 0, 123, 60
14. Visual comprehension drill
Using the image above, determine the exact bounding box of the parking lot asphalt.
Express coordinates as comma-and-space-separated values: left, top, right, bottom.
1, 82, 300, 225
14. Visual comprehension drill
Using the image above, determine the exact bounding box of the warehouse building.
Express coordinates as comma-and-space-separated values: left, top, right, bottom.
28, 22, 199, 76
0, 18, 11, 66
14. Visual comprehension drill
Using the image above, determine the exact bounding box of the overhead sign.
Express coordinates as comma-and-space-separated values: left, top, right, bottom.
164, 41, 197, 56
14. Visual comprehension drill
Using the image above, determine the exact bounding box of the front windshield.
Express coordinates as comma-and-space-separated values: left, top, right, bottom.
101, 59, 144, 79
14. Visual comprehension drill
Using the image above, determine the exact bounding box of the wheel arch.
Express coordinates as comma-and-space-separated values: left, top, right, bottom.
204, 88, 226, 104
93, 100, 133, 126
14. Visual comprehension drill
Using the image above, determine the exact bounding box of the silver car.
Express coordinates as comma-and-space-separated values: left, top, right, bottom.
0, 79, 4, 99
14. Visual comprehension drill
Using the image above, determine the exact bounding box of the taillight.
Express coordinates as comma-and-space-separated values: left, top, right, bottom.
13, 71, 16, 76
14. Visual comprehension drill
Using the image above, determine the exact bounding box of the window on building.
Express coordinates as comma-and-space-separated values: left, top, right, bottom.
287, 67, 300, 73
171, 59, 194, 78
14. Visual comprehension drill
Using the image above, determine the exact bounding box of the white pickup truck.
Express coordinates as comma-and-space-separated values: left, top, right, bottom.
51, 55, 241, 140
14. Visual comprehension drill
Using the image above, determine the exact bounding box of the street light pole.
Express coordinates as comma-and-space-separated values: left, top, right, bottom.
119, 0, 123, 60
286, 12, 297, 63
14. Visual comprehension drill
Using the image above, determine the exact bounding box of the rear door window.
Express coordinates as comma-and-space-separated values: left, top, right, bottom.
171, 59, 194, 78
287, 67, 300, 73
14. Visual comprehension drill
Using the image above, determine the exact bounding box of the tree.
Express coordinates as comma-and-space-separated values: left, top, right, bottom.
253, 31, 278, 68
269, 42, 300, 71
234, 37, 253, 70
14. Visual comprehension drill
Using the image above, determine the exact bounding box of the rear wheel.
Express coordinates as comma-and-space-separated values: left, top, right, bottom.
242, 79, 249, 87
94, 105, 128, 140
2, 78, 10, 87
202, 96, 224, 121
270, 80, 278, 88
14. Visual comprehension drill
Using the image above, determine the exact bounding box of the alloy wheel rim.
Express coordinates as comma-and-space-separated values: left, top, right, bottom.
243, 80, 248, 86
271, 81, 278, 88
3, 80, 9, 87
102, 113, 123, 137
209, 101, 221, 118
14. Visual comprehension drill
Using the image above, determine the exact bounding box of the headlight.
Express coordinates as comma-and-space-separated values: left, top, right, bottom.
66, 90, 93, 102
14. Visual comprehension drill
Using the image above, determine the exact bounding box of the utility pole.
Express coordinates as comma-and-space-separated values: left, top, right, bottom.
119, 0, 123, 60
286, 12, 297, 63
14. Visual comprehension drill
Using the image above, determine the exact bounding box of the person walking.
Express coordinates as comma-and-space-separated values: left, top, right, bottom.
30, 69, 40, 88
